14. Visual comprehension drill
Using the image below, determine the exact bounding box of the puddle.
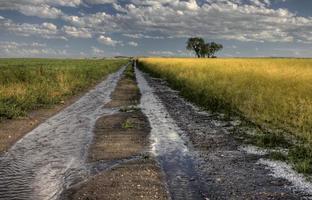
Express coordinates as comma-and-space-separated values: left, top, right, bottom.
0, 66, 126, 200
135, 67, 208, 200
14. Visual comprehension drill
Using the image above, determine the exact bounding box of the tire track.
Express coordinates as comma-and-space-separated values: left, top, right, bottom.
136, 66, 209, 200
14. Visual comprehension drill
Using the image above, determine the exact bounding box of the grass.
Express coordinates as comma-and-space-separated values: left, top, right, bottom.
0, 58, 128, 121
138, 57, 312, 174
252, 132, 291, 148
268, 151, 287, 162
289, 145, 312, 174
122, 119, 135, 129
120, 106, 140, 113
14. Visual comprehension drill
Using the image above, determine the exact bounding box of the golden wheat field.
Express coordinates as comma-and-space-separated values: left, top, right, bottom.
138, 58, 312, 143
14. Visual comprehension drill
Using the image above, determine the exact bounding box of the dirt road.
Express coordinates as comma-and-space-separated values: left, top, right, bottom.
0, 62, 312, 200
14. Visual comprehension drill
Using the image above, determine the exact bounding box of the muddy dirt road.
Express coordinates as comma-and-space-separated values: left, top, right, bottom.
1, 62, 312, 200
62, 64, 168, 200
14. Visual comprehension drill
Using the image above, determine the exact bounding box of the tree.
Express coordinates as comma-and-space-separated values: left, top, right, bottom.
186, 38, 223, 58
198, 43, 207, 58
186, 37, 205, 58
208, 42, 223, 58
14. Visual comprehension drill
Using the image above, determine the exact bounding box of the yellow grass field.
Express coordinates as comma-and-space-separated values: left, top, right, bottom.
138, 58, 312, 143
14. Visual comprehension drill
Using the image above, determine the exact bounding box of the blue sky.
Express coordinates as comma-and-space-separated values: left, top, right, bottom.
0, 0, 311, 58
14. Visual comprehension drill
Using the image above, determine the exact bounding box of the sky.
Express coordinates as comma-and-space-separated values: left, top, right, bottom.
0, 0, 311, 58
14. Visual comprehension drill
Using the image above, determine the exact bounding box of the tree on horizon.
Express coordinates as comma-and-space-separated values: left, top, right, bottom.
186, 38, 223, 58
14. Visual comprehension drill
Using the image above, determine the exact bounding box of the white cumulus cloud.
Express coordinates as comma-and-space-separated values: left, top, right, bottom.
0, 41, 68, 58
0, 18, 66, 39
128, 41, 138, 47
62, 26, 92, 38
84, 0, 117, 4
97, 35, 123, 46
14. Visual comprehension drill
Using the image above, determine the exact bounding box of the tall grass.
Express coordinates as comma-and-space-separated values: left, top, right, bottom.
0, 58, 127, 120
138, 58, 312, 144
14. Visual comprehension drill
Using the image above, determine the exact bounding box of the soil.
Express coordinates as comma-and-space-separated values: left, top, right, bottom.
104, 72, 140, 108
64, 159, 167, 200
63, 65, 169, 200
89, 111, 150, 162
141, 72, 309, 199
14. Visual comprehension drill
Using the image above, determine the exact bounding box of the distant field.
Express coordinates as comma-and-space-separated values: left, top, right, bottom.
138, 58, 312, 143
0, 58, 127, 121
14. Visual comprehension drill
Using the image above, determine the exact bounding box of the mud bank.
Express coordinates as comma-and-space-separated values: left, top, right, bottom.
137, 67, 312, 199
63, 64, 168, 200
0, 66, 126, 200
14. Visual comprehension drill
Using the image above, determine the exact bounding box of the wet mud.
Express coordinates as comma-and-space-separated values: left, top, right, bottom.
104, 66, 140, 108
137, 66, 311, 199
88, 112, 149, 162
63, 64, 169, 200
65, 159, 167, 200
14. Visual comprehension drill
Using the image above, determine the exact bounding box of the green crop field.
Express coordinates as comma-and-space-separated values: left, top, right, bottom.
139, 58, 312, 173
0, 58, 127, 121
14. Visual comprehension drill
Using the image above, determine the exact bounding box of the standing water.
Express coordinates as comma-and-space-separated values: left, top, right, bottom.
0, 66, 126, 200
135, 67, 208, 200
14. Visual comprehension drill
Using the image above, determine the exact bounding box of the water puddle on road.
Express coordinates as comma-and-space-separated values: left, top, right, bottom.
0, 66, 126, 200
135, 67, 208, 200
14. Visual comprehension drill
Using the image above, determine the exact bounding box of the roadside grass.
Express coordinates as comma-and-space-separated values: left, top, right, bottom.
0, 58, 128, 121
248, 131, 291, 148
138, 57, 312, 174
289, 145, 312, 174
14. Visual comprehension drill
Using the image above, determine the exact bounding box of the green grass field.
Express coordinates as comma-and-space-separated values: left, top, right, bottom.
0, 58, 127, 121
138, 57, 312, 173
